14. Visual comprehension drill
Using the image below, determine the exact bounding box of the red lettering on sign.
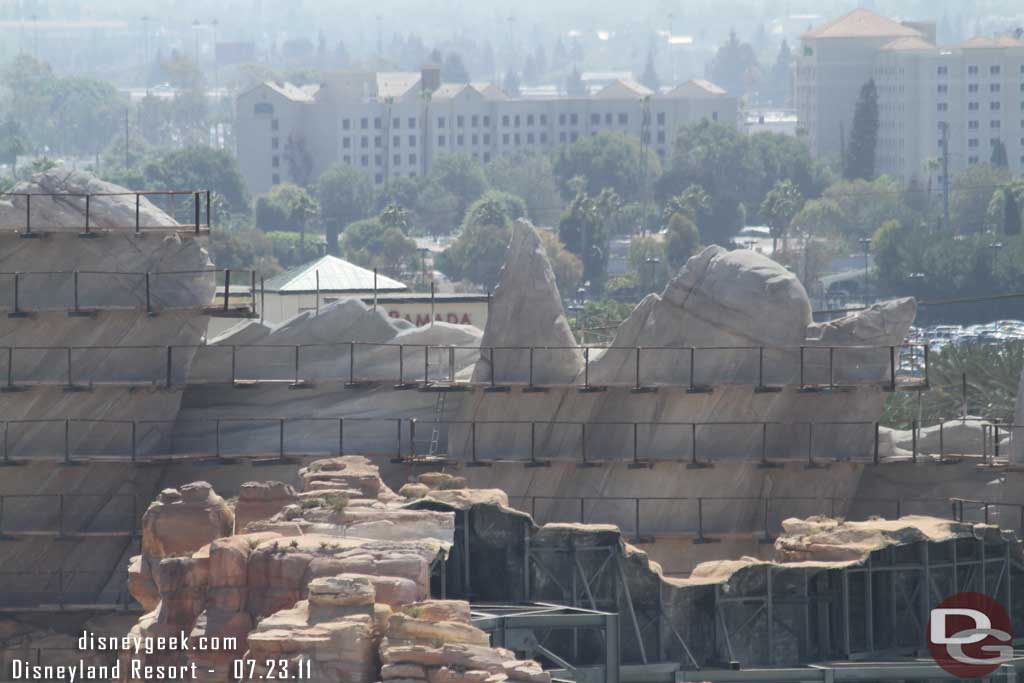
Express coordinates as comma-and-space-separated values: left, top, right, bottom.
460, 313, 471, 325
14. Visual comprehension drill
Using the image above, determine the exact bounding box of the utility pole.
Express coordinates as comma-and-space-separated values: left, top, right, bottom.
939, 121, 950, 231
639, 96, 651, 235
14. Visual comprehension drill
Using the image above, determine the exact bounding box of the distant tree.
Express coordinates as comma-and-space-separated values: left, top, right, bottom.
283, 134, 315, 188
442, 52, 470, 83
485, 151, 562, 225
760, 179, 803, 253
767, 39, 793, 106
843, 79, 879, 181
340, 217, 418, 275
1003, 189, 1021, 236
640, 51, 660, 92
334, 41, 351, 68
565, 65, 586, 96
706, 29, 759, 96
552, 132, 660, 202
254, 183, 318, 233
628, 235, 669, 290
142, 146, 251, 219
374, 176, 424, 214
428, 153, 488, 218
435, 191, 526, 289
316, 164, 374, 255
0, 117, 26, 171
991, 139, 1009, 167
503, 70, 521, 96
664, 213, 701, 270
558, 186, 621, 293
951, 164, 1011, 234
208, 227, 281, 273
537, 227, 583, 294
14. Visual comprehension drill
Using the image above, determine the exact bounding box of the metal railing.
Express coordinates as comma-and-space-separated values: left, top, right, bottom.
0, 341, 929, 391
0, 492, 141, 538
511, 494, 1024, 543
0, 190, 212, 235
1, 268, 254, 317
0, 569, 133, 608
0, 415, 991, 466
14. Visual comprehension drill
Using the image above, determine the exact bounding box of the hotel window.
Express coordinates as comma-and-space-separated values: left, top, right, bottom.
969, 102, 979, 111
969, 84, 979, 93
342, 138, 350, 149
271, 156, 279, 167
527, 114, 534, 125
605, 113, 613, 124
272, 173, 280, 184
471, 134, 478, 145
409, 135, 416, 146
271, 137, 279, 149
483, 152, 491, 162
471, 115, 478, 127
502, 133, 510, 144
657, 130, 666, 143
938, 103, 948, 112
570, 131, 578, 142
540, 132, 547, 143
968, 138, 979, 148
502, 115, 510, 126
992, 120, 1001, 128
969, 156, 979, 164
969, 65, 979, 75
937, 84, 948, 94
992, 101, 1001, 110
514, 133, 520, 144
374, 117, 381, 129
393, 118, 400, 129
438, 135, 446, 146
559, 113, 566, 125
438, 117, 446, 128
540, 114, 547, 125
991, 83, 1001, 92
375, 173, 382, 183
483, 116, 490, 126
937, 65, 948, 75
570, 114, 579, 125
457, 115, 464, 127
409, 118, 417, 129
618, 113, 628, 124
360, 117, 368, 129
657, 112, 665, 125
342, 155, 350, 164
374, 136, 382, 148
361, 155, 369, 166
361, 137, 369, 148
559, 132, 567, 142
271, 119, 279, 131
969, 120, 979, 129
375, 155, 381, 165
527, 132, 534, 143
342, 118, 351, 130
409, 154, 417, 164
457, 134, 464, 145
590, 113, 600, 124
394, 154, 401, 165
991, 65, 1001, 75
514, 115, 521, 127
483, 134, 490, 144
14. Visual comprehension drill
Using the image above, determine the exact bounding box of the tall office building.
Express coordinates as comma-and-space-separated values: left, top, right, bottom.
796, 8, 1024, 185
235, 67, 737, 195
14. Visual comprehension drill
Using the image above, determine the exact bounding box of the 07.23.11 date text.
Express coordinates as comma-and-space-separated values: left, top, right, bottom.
233, 658, 312, 679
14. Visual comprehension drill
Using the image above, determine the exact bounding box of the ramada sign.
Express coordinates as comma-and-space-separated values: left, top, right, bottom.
927, 592, 1014, 678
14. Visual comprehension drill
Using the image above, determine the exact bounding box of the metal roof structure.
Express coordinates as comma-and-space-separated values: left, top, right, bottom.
262, 255, 407, 294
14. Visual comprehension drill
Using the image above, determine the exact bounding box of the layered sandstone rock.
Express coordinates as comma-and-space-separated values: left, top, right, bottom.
235, 481, 299, 532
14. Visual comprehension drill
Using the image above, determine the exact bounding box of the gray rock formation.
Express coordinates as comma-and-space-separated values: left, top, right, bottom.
472, 220, 582, 385
452, 245, 916, 463
0, 166, 184, 233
